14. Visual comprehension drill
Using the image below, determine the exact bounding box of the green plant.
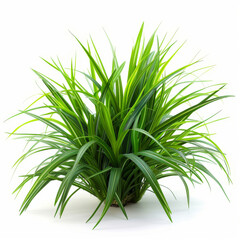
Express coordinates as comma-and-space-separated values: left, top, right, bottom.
9, 23, 231, 229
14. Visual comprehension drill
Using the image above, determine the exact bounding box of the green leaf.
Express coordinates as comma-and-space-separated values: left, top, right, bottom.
128, 23, 144, 79
19, 150, 79, 213
93, 168, 122, 229
123, 153, 172, 221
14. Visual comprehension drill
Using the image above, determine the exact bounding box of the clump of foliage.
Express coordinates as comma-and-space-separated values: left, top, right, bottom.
9, 24, 231, 229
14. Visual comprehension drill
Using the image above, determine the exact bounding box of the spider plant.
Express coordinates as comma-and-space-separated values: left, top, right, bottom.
8, 23, 231, 229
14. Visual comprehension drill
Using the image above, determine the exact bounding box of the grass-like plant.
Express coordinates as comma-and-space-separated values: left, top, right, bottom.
9, 24, 231, 229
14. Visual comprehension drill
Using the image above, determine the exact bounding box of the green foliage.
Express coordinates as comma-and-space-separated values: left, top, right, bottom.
9, 23, 231, 229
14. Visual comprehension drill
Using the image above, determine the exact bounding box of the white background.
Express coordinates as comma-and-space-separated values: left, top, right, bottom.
0, 0, 240, 239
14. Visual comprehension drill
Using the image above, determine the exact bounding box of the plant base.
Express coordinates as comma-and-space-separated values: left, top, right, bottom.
110, 193, 137, 207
